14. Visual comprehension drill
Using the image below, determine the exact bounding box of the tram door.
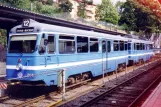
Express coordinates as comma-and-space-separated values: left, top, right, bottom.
45, 34, 56, 66
102, 40, 107, 73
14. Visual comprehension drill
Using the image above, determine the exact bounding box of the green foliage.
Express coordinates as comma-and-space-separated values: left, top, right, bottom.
46, 0, 53, 5
95, 0, 120, 25
33, 1, 60, 15
119, 0, 160, 34
59, 0, 73, 13
77, 0, 92, 18
115, 1, 124, 14
0, 29, 6, 45
119, 1, 137, 32
1, 0, 31, 10
77, 1, 86, 18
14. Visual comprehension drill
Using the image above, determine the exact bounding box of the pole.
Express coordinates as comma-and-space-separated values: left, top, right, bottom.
30, 2, 33, 11
102, 49, 105, 85
62, 69, 65, 101
115, 60, 118, 79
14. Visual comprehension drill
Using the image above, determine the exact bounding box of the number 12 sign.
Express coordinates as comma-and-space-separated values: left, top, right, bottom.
23, 19, 30, 27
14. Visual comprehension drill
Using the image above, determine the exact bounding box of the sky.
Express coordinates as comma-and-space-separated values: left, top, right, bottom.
93, 0, 126, 5
112, 0, 126, 4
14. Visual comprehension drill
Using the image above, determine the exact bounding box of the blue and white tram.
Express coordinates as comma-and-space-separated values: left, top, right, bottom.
128, 38, 153, 65
6, 19, 153, 86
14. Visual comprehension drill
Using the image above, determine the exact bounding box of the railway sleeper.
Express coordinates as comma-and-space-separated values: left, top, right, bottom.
115, 91, 139, 96
123, 86, 144, 91
108, 94, 136, 99
120, 89, 143, 93
100, 97, 132, 105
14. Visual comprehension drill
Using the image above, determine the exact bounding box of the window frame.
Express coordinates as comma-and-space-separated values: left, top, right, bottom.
107, 40, 111, 52
47, 34, 55, 54
113, 40, 119, 51
90, 38, 99, 52
59, 35, 75, 54
77, 36, 89, 53
102, 40, 106, 53
120, 41, 124, 51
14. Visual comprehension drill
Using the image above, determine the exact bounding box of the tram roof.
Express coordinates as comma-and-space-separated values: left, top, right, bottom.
10, 19, 153, 44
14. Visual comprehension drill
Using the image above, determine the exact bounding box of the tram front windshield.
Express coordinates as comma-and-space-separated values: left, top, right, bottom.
9, 35, 37, 53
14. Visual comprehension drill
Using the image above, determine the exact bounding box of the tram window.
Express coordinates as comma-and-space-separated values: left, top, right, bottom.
120, 41, 124, 51
140, 43, 142, 50
128, 43, 131, 50
102, 40, 106, 53
47, 35, 55, 54
114, 40, 119, 51
125, 42, 127, 50
77, 36, 88, 53
134, 43, 136, 50
108, 41, 111, 52
39, 36, 45, 54
136, 43, 140, 50
9, 35, 37, 53
59, 35, 75, 54
90, 38, 98, 52
143, 43, 145, 50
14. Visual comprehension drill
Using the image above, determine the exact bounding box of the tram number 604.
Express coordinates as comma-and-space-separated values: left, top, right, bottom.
23, 19, 30, 27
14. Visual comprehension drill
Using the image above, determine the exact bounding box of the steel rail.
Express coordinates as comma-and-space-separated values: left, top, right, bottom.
14, 92, 56, 107
128, 71, 161, 107
79, 60, 161, 107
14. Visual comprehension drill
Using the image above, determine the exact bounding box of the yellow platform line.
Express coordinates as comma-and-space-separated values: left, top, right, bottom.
47, 99, 62, 107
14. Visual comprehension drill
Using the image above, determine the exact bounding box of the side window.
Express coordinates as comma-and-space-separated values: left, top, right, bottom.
102, 40, 106, 53
134, 43, 136, 50
141, 43, 143, 50
114, 40, 119, 51
128, 43, 131, 50
120, 41, 124, 51
143, 44, 145, 50
108, 41, 111, 52
59, 35, 75, 54
137, 43, 140, 50
125, 42, 128, 50
47, 35, 55, 54
77, 36, 88, 53
90, 38, 98, 52
39, 35, 45, 54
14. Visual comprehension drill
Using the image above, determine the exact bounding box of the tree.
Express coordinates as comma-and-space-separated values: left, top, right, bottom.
95, 0, 120, 25
119, 1, 137, 32
33, 1, 60, 15
1, 0, 31, 10
59, 0, 73, 13
119, 0, 160, 34
0, 29, 7, 46
46, 0, 53, 5
115, 1, 124, 14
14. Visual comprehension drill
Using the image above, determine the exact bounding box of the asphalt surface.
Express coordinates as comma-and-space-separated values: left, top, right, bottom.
0, 62, 6, 76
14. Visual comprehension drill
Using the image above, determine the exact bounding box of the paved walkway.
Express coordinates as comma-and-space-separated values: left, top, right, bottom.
141, 82, 161, 107
0, 62, 6, 75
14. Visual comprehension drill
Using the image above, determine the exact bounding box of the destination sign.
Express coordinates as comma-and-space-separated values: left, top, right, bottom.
16, 27, 34, 33
23, 19, 30, 27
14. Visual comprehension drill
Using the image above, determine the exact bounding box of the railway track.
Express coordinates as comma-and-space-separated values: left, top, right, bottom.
0, 90, 58, 107
59, 58, 161, 107
0, 57, 160, 107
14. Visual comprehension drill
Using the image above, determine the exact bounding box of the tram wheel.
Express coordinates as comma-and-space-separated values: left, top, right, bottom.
118, 64, 124, 72
82, 74, 89, 81
67, 77, 75, 85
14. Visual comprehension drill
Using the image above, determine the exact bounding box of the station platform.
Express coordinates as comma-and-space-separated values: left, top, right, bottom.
141, 82, 161, 107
